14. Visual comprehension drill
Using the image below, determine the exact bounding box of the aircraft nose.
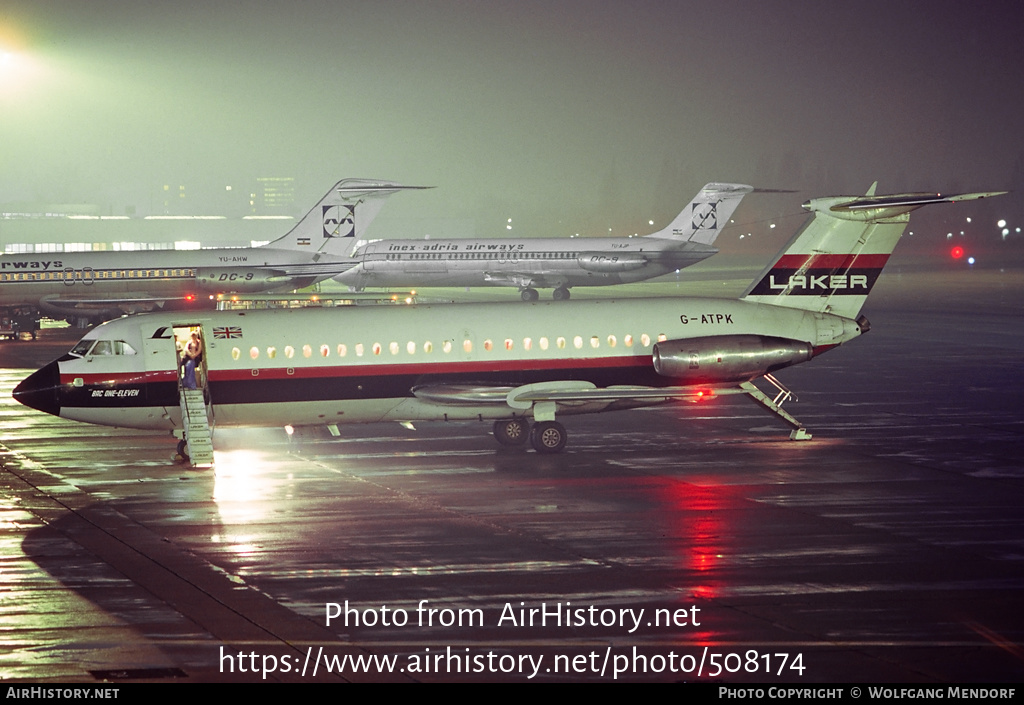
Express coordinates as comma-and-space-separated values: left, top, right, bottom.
13, 361, 62, 417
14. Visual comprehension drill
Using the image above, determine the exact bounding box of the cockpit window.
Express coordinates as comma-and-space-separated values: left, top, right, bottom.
69, 339, 138, 357
69, 340, 95, 356
108, 340, 136, 355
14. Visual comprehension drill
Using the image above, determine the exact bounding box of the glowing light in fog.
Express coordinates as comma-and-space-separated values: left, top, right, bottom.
950, 246, 964, 259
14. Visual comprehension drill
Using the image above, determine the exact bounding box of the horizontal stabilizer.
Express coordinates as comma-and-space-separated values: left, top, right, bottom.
334, 180, 434, 194
830, 189, 1009, 210
805, 189, 1008, 221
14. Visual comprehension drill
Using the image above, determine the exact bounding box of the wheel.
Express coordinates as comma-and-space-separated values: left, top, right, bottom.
493, 418, 530, 445
552, 287, 570, 301
520, 288, 539, 302
530, 421, 567, 454
176, 438, 190, 461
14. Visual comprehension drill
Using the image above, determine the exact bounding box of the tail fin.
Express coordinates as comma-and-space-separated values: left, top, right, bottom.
266, 179, 432, 255
646, 182, 753, 245
742, 184, 1007, 319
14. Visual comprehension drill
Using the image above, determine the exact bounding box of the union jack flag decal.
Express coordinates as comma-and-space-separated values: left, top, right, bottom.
213, 326, 243, 339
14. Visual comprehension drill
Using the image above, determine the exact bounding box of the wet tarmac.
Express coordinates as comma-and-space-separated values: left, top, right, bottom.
1, 266, 1023, 682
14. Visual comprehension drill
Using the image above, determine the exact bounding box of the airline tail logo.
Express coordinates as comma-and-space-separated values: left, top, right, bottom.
691, 200, 719, 230
322, 205, 356, 238
747, 254, 889, 296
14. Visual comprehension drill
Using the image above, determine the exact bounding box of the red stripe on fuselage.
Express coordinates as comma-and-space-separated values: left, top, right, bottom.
58, 370, 177, 385
772, 253, 890, 269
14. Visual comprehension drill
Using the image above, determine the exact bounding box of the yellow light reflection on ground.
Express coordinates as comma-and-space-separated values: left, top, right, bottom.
211, 449, 274, 525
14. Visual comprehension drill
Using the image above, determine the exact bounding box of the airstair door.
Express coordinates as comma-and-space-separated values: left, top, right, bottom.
172, 324, 214, 467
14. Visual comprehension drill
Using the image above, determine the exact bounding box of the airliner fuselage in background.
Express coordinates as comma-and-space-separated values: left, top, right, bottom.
14, 184, 1005, 461
0, 179, 425, 323
336, 183, 753, 300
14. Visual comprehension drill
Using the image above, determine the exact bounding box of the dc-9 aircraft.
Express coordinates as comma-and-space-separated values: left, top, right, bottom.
336, 183, 753, 301
0, 179, 425, 323
13, 184, 1004, 464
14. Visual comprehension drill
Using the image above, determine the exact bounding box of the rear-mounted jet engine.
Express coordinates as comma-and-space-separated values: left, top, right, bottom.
652, 335, 813, 384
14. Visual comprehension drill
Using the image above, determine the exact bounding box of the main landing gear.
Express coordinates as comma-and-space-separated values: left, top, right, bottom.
492, 418, 568, 454
519, 287, 571, 301
493, 417, 530, 445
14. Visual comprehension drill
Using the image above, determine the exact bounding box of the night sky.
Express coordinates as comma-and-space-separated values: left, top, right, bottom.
2, 1, 1021, 242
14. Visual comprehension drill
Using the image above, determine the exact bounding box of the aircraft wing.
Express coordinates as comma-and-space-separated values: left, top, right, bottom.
270, 261, 360, 278
482, 271, 569, 289
411, 381, 746, 407
39, 293, 199, 316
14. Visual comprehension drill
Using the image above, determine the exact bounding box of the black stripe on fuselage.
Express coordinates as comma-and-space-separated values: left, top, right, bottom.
61, 361, 669, 408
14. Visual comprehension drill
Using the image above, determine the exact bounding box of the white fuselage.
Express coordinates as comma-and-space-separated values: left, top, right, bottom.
0, 247, 353, 317
23, 296, 861, 432
337, 236, 717, 290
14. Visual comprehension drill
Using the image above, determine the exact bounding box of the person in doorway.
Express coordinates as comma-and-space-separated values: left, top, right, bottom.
183, 331, 203, 390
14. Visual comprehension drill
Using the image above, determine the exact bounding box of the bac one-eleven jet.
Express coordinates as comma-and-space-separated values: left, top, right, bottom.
336, 182, 753, 301
14, 184, 1004, 463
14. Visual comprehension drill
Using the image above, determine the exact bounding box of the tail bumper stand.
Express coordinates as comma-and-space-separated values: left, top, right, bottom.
740, 374, 812, 441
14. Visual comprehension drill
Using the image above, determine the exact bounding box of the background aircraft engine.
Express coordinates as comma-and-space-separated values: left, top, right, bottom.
652, 335, 813, 384
577, 252, 648, 273
195, 267, 288, 293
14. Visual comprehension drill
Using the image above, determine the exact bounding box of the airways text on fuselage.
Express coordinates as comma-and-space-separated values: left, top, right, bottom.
1, 260, 64, 270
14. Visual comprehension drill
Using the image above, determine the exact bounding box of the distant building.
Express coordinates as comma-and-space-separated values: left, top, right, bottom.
251, 177, 296, 215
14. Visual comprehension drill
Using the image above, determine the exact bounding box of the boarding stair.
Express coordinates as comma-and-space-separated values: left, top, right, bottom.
179, 388, 215, 467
